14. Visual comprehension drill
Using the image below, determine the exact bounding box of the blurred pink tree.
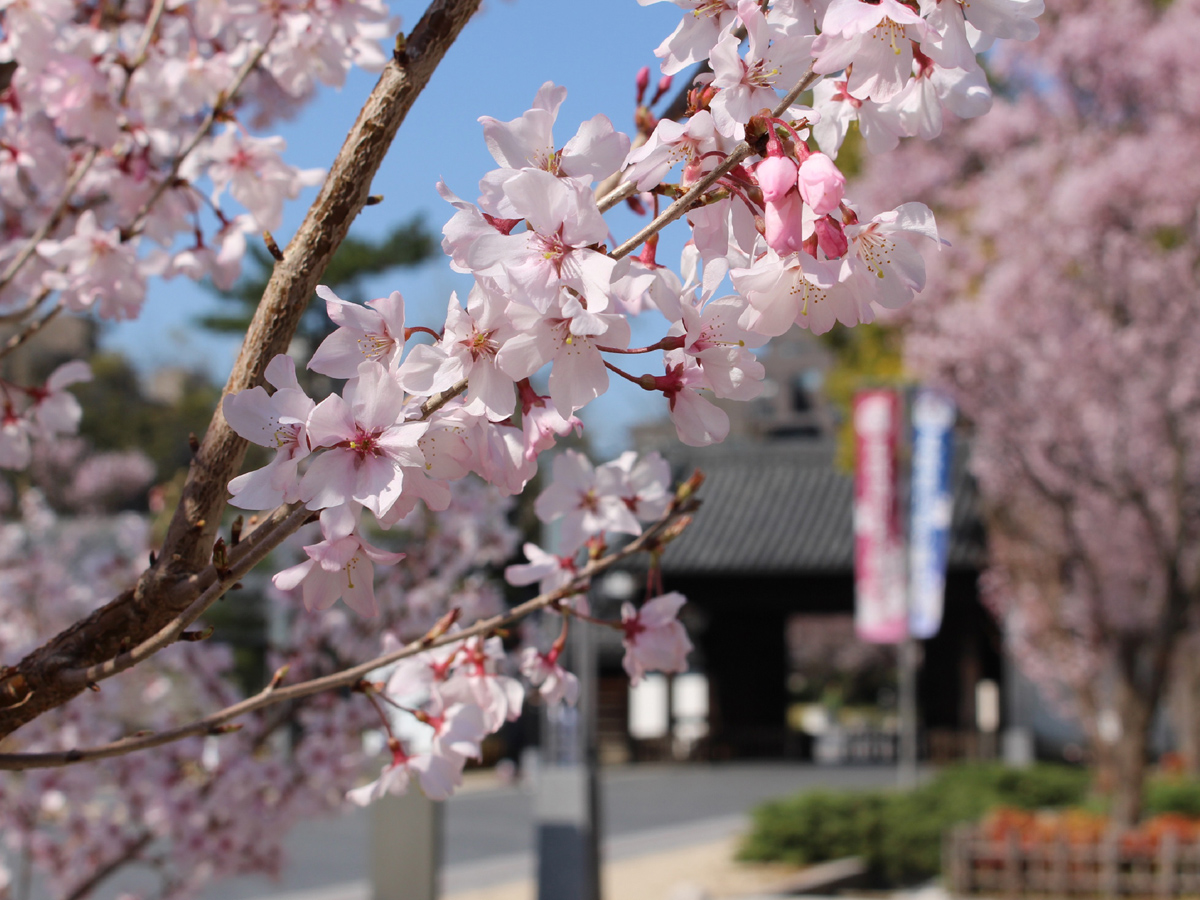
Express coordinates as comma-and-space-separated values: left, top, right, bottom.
859, 0, 1200, 825
0, 0, 1052, 891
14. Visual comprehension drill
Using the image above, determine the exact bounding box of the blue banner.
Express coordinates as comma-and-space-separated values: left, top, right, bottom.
908, 388, 956, 639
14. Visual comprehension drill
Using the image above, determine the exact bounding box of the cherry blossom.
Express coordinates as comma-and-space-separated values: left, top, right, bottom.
204, 130, 324, 233
398, 286, 519, 421
29, 361, 91, 439
621, 592, 694, 685
520, 646, 580, 707
812, 0, 930, 102
534, 449, 643, 554
639, 0, 741, 75
37, 212, 146, 320
709, 1, 816, 138
479, 81, 630, 185
224, 355, 316, 509
272, 520, 405, 618
300, 362, 427, 519
308, 287, 409, 378
505, 542, 579, 596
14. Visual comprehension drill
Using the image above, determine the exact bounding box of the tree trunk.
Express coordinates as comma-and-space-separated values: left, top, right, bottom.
1171, 637, 1200, 774
1109, 662, 1154, 828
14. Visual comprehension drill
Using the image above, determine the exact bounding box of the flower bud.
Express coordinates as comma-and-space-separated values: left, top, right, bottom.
798, 153, 846, 216
756, 155, 799, 204
652, 74, 673, 105
814, 215, 849, 258
763, 192, 806, 255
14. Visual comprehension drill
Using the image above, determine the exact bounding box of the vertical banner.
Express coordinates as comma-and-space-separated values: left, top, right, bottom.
853, 390, 906, 644
908, 387, 956, 639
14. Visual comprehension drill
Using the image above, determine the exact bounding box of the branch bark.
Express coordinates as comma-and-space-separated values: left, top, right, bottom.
0, 0, 483, 739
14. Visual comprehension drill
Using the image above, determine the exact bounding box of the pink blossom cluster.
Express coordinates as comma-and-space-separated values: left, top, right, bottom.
506, 449, 691, 695
0, 360, 90, 470
349, 632, 524, 803
0, 0, 393, 312
215, 0, 1047, 807
0, 0, 393, 464
0, 473, 519, 899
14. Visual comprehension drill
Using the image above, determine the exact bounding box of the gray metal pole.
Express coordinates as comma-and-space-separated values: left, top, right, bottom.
898, 636, 919, 789
536, 616, 601, 900
897, 387, 919, 789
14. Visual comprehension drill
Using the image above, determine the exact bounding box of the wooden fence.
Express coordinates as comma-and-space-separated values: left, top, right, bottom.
946, 826, 1200, 897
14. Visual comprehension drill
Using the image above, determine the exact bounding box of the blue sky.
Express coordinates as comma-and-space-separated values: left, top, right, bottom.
104, 0, 689, 457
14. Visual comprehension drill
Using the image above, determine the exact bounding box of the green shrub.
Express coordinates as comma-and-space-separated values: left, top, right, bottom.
1145, 777, 1200, 817
739, 790, 890, 867
739, 763, 1091, 887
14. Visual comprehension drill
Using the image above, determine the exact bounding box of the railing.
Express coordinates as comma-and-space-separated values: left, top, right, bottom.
947, 825, 1200, 897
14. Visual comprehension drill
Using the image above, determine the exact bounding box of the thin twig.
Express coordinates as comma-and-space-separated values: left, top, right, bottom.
0, 493, 698, 770
608, 65, 817, 261
0, 149, 98, 299
598, 179, 638, 214
594, 57, 708, 207
122, 41, 270, 241
116, 0, 169, 107
0, 301, 61, 363
130, 0, 168, 67
0, 287, 50, 327
61, 833, 154, 900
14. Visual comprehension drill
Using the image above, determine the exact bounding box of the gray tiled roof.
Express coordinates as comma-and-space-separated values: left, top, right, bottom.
655, 439, 984, 577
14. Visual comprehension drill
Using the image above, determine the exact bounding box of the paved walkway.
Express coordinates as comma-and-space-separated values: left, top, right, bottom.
193, 763, 907, 900
442, 821, 803, 900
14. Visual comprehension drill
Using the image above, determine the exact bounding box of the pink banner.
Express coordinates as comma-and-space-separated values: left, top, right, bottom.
853, 390, 907, 644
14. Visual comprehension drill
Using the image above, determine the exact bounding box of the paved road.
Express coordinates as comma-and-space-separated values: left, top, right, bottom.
188, 762, 904, 900
48, 762, 904, 900
446, 762, 902, 864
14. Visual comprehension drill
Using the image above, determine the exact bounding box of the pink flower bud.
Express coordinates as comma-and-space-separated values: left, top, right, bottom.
814, 215, 849, 258
756, 155, 799, 204
763, 192, 806, 255
797, 153, 846, 216
636, 65, 651, 104
652, 74, 673, 105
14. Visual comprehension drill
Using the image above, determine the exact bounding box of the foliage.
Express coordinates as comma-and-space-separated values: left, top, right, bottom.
740, 764, 1090, 885
1145, 778, 1200, 818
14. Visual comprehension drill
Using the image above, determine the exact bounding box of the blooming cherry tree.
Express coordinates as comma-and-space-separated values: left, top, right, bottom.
859, 0, 1193, 826
0, 0, 1048, 890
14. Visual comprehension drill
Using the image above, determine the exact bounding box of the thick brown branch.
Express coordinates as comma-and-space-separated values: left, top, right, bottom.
59, 505, 312, 690
0, 0, 483, 739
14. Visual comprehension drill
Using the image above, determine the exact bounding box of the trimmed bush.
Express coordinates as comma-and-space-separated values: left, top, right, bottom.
1145, 778, 1200, 818
739, 763, 1091, 886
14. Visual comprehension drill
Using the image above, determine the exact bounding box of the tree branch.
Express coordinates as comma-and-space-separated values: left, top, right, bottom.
0, 0, 484, 739
0, 489, 700, 769
59, 504, 312, 690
